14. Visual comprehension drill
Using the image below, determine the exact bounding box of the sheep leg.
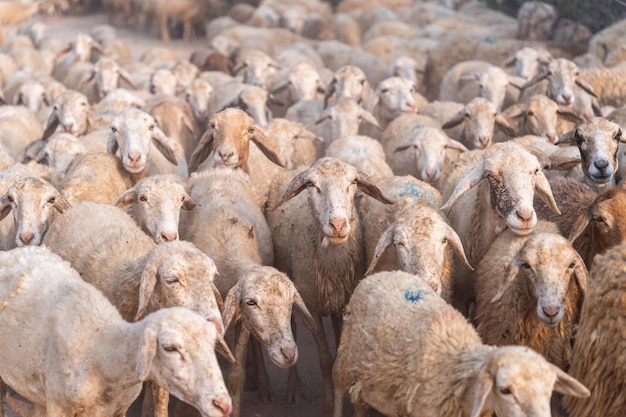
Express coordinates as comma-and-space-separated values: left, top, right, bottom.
331, 313, 343, 352
160, 13, 170, 42
310, 315, 335, 417
287, 316, 302, 403
229, 323, 251, 417
0, 378, 4, 417
250, 337, 271, 403
352, 400, 369, 417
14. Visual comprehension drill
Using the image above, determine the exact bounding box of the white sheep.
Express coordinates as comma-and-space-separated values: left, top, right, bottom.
233, 49, 281, 89
266, 157, 394, 415
314, 96, 381, 146
325, 135, 393, 178
34, 132, 86, 174
562, 242, 626, 417
41, 90, 93, 140
210, 82, 279, 128
0, 245, 232, 417
364, 76, 418, 134
76, 56, 136, 103
503, 46, 552, 81
323, 65, 373, 108
475, 221, 588, 371
108, 108, 188, 180
333, 270, 590, 417
0, 105, 44, 160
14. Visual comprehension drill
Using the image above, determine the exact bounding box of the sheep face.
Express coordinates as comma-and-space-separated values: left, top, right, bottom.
572, 118, 623, 184
478, 346, 589, 417
139, 308, 232, 417
274, 157, 393, 246
370, 77, 417, 120
222, 267, 315, 368
13, 81, 49, 112
233, 51, 280, 89
324, 65, 371, 107
89, 58, 134, 100
506, 234, 588, 327
135, 245, 223, 331
108, 109, 178, 175
0, 178, 71, 247
115, 176, 196, 244
523, 59, 597, 107
185, 79, 213, 122
272, 63, 325, 103
149, 68, 177, 96
504, 47, 551, 81
36, 133, 85, 174
43, 90, 90, 139
316, 96, 380, 141
390, 55, 421, 85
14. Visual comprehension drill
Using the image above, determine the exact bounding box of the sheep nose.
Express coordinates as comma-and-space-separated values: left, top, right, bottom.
404, 102, 417, 113
212, 399, 232, 416
218, 150, 233, 161
594, 159, 609, 172
425, 169, 438, 181
281, 347, 297, 364
63, 123, 74, 133
128, 152, 141, 163
560, 92, 573, 105
542, 305, 560, 318
478, 136, 490, 148
160, 231, 178, 242
329, 218, 347, 233
19, 232, 35, 245
516, 208, 533, 222
546, 133, 557, 143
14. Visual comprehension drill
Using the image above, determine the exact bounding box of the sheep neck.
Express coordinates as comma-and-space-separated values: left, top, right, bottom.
468, 180, 506, 265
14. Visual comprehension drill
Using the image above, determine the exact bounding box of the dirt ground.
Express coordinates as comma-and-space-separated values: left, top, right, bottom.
1, 11, 376, 417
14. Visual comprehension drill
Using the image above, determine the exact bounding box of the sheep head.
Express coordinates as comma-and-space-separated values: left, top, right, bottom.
233, 50, 281, 89
13, 81, 49, 113
324, 65, 372, 108
138, 308, 233, 416
460, 66, 523, 111
558, 118, 623, 185
0, 177, 71, 247
491, 233, 588, 327
108, 109, 178, 175
222, 266, 316, 368
503, 46, 552, 81
315, 96, 380, 141
115, 175, 195, 244
35, 132, 85, 174
442, 98, 516, 149
79, 57, 135, 100
270, 62, 326, 103
189, 108, 284, 173
522, 58, 596, 106
367, 76, 418, 121
469, 346, 589, 417
274, 157, 393, 247
42, 90, 91, 139
185, 78, 213, 122
441, 144, 560, 235
218, 85, 280, 128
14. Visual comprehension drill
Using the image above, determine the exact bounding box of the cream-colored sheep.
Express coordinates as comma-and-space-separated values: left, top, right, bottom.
0, 177, 70, 250
233, 49, 281, 89
266, 157, 393, 415
325, 135, 393, 178
41, 90, 94, 140
34, 132, 86, 175
363, 76, 418, 137
562, 242, 626, 417
0, 246, 232, 417
333, 270, 590, 417
323, 65, 373, 108
209, 82, 278, 128
76, 57, 136, 103
314, 96, 381, 146
0, 105, 44, 160
475, 221, 588, 371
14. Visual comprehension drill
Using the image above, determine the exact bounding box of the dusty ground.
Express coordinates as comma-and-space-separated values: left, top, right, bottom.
2, 11, 375, 417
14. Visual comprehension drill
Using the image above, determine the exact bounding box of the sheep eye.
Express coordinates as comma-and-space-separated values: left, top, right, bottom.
149, 124, 155, 131
110, 126, 117, 133
592, 216, 606, 225
464, 112, 470, 118
245, 299, 257, 306
248, 127, 255, 134
442, 237, 448, 244
615, 130, 622, 141
500, 387, 512, 395
80, 102, 87, 106
162, 345, 178, 353
521, 262, 531, 269
359, 79, 365, 85
527, 110, 534, 117
5, 195, 14, 203
574, 129, 584, 144
164, 277, 180, 284
139, 196, 147, 202
53, 105, 59, 110
381, 88, 390, 94
47, 197, 56, 204
568, 262, 576, 269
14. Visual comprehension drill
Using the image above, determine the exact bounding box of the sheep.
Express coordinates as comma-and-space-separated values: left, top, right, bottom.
0, 245, 232, 417
34, 133, 85, 174
42, 90, 93, 140
556, 118, 624, 192
179, 168, 316, 416
516, 1, 557, 41
115, 175, 195, 244
184, 78, 214, 126
441, 143, 561, 314
562, 242, 626, 417
439, 60, 524, 111
382, 117, 468, 184
188, 107, 285, 174
147, 67, 178, 96
534, 177, 626, 268
325, 135, 393, 178
577, 62, 626, 108
323, 65, 373, 108
503, 46, 552, 81
108, 108, 188, 180
269, 62, 326, 113
76, 57, 136, 103
0, 1, 42, 30
52, 33, 104, 82
475, 221, 588, 371
365, 76, 418, 133
0, 105, 44, 159
386, 55, 426, 91
210, 83, 280, 128
233, 49, 281, 89
332, 270, 590, 417
189, 47, 233, 74
441, 97, 517, 150
0, 177, 70, 250
266, 157, 394, 415
11, 80, 49, 113
313, 96, 381, 146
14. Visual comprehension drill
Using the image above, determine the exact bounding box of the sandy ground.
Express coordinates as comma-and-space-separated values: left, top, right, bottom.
1, 11, 378, 417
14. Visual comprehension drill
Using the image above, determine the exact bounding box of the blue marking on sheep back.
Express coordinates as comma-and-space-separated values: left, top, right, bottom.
405, 287, 426, 303
483, 37, 497, 44
398, 184, 422, 199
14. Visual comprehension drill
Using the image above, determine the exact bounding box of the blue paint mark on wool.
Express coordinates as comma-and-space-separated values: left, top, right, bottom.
398, 184, 422, 199
404, 287, 426, 303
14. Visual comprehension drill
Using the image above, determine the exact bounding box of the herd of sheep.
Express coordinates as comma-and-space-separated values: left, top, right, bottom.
1, 0, 626, 416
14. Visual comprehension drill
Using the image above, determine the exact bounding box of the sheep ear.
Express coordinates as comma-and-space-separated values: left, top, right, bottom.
115, 188, 137, 208
556, 129, 575, 145
522, 71, 548, 90
534, 171, 560, 215
503, 55, 517, 67
503, 104, 525, 121
107, 132, 119, 155
118, 67, 137, 89
137, 322, 158, 381
151, 127, 178, 166
551, 364, 590, 398
575, 78, 597, 98
445, 223, 473, 271
556, 108, 585, 124
42, 111, 60, 140
440, 159, 485, 211
366, 93, 380, 114
549, 155, 581, 171
316, 80, 326, 94
568, 211, 591, 243
365, 223, 395, 276
356, 170, 394, 204
592, 99, 603, 117
470, 367, 494, 417
188, 129, 214, 172
0, 90, 5, 104
222, 285, 242, 332
53, 194, 72, 213
495, 113, 517, 137
315, 107, 333, 125
323, 77, 336, 108
251, 128, 285, 168
506, 75, 525, 90
13, 92, 24, 105
359, 108, 381, 130
232, 61, 247, 74
78, 70, 96, 91
215, 332, 235, 364
491, 262, 519, 302
270, 79, 290, 95
0, 195, 13, 221
273, 168, 311, 210
442, 110, 465, 129
572, 254, 588, 294
182, 193, 196, 210
135, 262, 159, 321
459, 72, 479, 84
292, 288, 319, 334
445, 137, 469, 152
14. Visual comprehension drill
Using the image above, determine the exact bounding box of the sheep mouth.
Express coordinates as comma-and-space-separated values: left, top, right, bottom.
539, 316, 561, 327
507, 225, 533, 235
321, 235, 349, 247
590, 173, 613, 183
